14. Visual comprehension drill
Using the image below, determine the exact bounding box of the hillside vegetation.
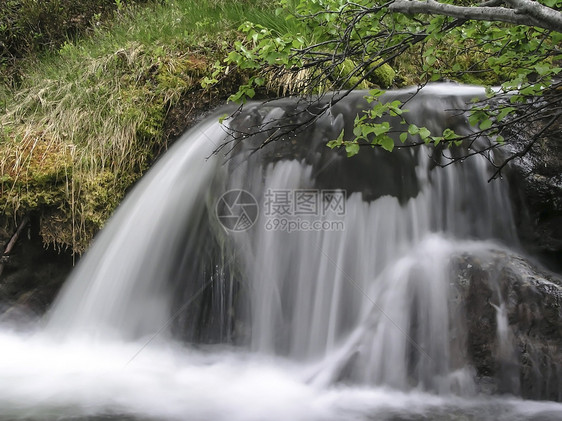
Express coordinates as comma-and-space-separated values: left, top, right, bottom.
0, 0, 282, 252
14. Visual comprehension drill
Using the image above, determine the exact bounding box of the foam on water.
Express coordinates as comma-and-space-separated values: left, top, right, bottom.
0, 330, 561, 420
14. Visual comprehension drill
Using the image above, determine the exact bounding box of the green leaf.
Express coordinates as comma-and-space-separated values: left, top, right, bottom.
542, 0, 560, 8
424, 47, 435, 57
201, 76, 217, 88
373, 122, 390, 136
479, 118, 493, 130
520, 84, 540, 95
379, 136, 394, 152
346, 143, 360, 157
496, 107, 515, 122
418, 127, 431, 140
442, 128, 459, 140
327, 140, 339, 148
535, 63, 551, 76
408, 124, 419, 135
327, 130, 345, 149
469, 112, 482, 126
399, 132, 408, 143
425, 55, 437, 66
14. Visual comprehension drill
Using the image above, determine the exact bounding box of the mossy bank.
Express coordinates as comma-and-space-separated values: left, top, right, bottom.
0, 0, 282, 253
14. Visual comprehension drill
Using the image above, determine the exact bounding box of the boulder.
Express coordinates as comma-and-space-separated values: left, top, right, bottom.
452, 249, 562, 401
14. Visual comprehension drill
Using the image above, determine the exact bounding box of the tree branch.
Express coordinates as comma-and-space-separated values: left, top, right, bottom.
0, 217, 29, 279
388, 0, 562, 32
504, 0, 562, 30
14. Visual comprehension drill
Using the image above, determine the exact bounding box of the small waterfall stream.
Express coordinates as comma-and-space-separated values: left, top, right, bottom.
0, 84, 560, 420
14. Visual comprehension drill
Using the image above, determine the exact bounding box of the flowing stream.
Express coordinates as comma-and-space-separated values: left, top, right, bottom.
0, 84, 561, 420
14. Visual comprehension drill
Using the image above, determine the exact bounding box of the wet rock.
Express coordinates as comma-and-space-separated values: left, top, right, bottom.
452, 250, 562, 401
507, 120, 562, 271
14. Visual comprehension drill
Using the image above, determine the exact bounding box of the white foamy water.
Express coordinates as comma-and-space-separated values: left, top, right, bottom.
0, 330, 561, 420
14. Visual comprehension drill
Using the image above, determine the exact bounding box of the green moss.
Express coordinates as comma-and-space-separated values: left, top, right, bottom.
80, 171, 123, 228
336, 59, 372, 90
368, 61, 396, 89
140, 102, 166, 140
0, 143, 69, 228
336, 58, 396, 90
16, 187, 66, 210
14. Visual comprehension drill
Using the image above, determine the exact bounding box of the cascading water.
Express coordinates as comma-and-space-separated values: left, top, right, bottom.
0, 83, 561, 420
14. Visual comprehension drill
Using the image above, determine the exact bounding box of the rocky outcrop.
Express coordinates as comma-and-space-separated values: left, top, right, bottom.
452, 250, 562, 401
507, 121, 562, 272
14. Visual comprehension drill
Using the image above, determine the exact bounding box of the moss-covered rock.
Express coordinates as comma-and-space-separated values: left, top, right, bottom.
336, 58, 395, 90
366, 60, 396, 89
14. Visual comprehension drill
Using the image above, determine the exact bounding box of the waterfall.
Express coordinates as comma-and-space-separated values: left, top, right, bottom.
0, 83, 561, 420
45, 117, 224, 340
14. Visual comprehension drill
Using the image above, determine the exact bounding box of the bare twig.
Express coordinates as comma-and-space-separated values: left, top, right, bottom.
0, 216, 29, 279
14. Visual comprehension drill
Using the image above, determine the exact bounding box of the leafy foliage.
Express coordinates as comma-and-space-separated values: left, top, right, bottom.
212, 0, 561, 175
